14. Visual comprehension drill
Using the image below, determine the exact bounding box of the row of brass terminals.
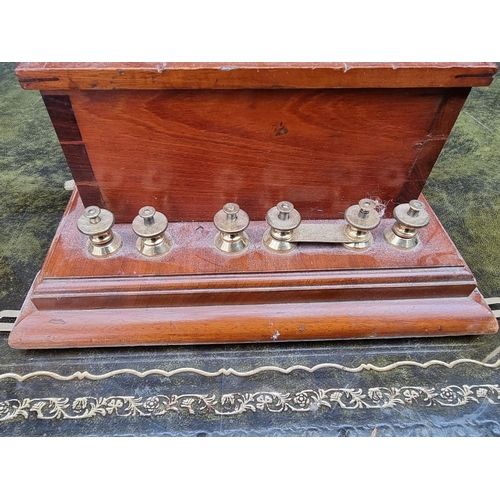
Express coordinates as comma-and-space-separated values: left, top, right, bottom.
76, 199, 430, 257
77, 205, 171, 257
263, 198, 429, 252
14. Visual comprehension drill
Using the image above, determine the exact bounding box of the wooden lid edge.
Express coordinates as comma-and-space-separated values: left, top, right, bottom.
15, 62, 498, 90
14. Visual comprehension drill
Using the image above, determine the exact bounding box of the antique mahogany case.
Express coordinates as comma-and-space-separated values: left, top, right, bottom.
9, 62, 499, 348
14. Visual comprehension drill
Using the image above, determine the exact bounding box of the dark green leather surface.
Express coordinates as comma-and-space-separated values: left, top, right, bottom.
1, 62, 499, 436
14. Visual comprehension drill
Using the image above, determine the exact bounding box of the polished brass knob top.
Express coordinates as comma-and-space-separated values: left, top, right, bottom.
222, 203, 239, 218
77, 206, 115, 236
393, 200, 430, 229
266, 201, 301, 231
213, 203, 249, 233
344, 198, 381, 231
132, 205, 169, 239
139, 206, 156, 222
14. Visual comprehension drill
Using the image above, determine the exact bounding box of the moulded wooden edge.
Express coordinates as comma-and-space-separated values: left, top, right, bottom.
30, 266, 478, 311
8, 288, 498, 349
15, 62, 498, 90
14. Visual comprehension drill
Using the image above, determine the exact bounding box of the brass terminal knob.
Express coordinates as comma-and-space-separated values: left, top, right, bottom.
384, 199, 430, 249
343, 198, 381, 249
263, 201, 302, 252
77, 206, 123, 257
213, 202, 250, 253
132, 206, 171, 256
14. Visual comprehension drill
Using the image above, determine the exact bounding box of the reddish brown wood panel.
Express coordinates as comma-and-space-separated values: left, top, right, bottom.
9, 291, 498, 349
429, 89, 471, 135
408, 139, 448, 181
397, 180, 427, 205
59, 143, 96, 183
73, 182, 105, 207
392, 88, 471, 208
32, 269, 477, 311
41, 94, 82, 142
41, 92, 105, 203
66, 88, 451, 222
15, 62, 498, 90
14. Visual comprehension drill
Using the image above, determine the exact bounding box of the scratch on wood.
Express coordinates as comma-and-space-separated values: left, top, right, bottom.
170, 321, 181, 334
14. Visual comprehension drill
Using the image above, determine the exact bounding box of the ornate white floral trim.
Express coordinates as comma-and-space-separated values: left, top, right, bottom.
1, 384, 499, 421
0, 357, 499, 382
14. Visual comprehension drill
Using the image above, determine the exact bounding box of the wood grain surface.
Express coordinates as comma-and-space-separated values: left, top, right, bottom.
47, 87, 467, 223
9, 291, 498, 349
16, 62, 498, 90
25, 63, 497, 223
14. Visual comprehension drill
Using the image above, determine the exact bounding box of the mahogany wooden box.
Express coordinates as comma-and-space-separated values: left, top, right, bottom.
9, 62, 499, 348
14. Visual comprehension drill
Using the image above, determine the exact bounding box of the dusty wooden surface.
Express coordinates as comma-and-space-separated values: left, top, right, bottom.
8, 193, 497, 348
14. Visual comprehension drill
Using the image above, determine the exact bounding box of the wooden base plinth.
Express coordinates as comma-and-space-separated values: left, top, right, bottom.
9, 192, 498, 349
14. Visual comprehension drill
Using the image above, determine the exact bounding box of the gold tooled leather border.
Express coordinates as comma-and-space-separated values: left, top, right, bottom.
0, 357, 499, 382
1, 384, 499, 421
2, 358, 499, 421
